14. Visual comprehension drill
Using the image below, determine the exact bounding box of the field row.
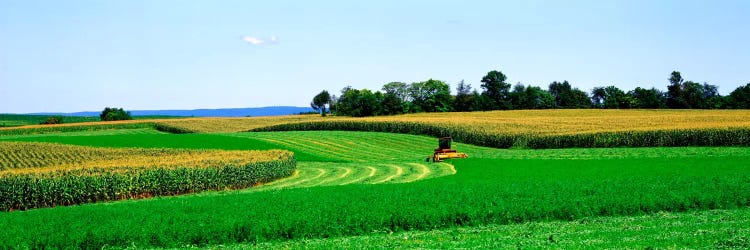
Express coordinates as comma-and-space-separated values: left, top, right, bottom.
157, 109, 750, 134
0, 142, 295, 211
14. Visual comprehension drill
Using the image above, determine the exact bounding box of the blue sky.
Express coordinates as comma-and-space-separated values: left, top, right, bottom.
1, 0, 749, 113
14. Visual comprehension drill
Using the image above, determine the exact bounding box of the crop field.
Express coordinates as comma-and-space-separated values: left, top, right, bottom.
0, 118, 749, 249
0, 140, 295, 211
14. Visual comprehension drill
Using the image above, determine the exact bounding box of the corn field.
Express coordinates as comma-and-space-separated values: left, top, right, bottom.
0, 142, 295, 211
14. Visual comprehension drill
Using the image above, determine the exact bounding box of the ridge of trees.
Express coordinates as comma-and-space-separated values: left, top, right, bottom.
311, 70, 750, 117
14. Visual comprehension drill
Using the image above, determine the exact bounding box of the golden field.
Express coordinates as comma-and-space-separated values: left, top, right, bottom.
158, 109, 750, 135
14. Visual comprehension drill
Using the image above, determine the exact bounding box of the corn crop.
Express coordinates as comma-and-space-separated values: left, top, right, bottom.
248, 110, 750, 148
0, 142, 295, 211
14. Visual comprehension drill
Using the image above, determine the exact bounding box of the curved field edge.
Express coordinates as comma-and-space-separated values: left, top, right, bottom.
1, 152, 749, 249
0, 142, 296, 211
249, 120, 750, 149
231, 208, 750, 249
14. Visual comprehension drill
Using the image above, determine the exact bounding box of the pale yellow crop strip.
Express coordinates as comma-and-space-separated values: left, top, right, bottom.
146, 110, 750, 136
0, 141, 291, 177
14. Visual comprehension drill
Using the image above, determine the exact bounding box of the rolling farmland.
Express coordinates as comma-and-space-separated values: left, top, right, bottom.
0, 110, 749, 248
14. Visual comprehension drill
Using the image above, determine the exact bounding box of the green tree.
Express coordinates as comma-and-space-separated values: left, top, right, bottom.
667, 71, 688, 108
509, 83, 525, 109
727, 83, 750, 109
701, 83, 722, 109
100, 107, 132, 121
569, 88, 593, 108
591, 87, 606, 108
453, 80, 475, 112
519, 85, 554, 109
629, 87, 665, 109
549, 81, 590, 108
480, 70, 511, 110
408, 79, 453, 112
311, 90, 331, 116
682, 81, 704, 109
40, 116, 64, 125
602, 86, 628, 109
381, 82, 409, 114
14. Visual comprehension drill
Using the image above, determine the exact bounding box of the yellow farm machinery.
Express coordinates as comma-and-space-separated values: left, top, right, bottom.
426, 137, 468, 162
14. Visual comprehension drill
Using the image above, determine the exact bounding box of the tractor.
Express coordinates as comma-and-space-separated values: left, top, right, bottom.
426, 137, 468, 162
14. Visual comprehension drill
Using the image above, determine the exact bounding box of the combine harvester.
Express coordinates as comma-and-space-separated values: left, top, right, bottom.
427, 137, 468, 162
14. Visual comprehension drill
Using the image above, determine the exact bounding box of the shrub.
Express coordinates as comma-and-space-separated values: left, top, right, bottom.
40, 116, 64, 125
100, 107, 132, 121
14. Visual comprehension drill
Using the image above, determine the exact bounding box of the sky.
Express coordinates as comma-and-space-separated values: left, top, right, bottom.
1, 0, 749, 113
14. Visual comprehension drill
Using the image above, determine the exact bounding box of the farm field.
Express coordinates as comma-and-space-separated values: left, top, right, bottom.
244, 208, 750, 249
1, 123, 749, 248
5, 109, 749, 148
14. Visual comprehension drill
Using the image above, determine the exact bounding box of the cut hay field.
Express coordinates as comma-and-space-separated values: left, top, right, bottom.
1, 123, 749, 248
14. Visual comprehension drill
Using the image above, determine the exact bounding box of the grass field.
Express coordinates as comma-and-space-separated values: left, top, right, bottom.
1, 127, 749, 248
244, 208, 750, 249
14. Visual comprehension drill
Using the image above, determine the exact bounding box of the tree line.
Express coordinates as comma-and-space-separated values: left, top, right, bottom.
311, 70, 750, 117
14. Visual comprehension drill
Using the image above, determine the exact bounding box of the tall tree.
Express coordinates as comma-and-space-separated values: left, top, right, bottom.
682, 81, 704, 108
602, 86, 628, 109
409, 79, 452, 112
591, 87, 606, 108
548, 81, 589, 108
382, 81, 410, 113
518, 85, 554, 109
667, 71, 687, 108
701, 83, 722, 109
453, 80, 475, 112
310, 90, 331, 116
548, 81, 570, 108
509, 83, 526, 109
480, 70, 511, 110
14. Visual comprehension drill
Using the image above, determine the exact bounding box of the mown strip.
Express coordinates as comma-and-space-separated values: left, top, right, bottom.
249, 121, 750, 148
0, 142, 295, 211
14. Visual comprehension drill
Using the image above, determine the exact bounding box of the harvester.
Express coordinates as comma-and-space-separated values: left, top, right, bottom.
426, 137, 468, 162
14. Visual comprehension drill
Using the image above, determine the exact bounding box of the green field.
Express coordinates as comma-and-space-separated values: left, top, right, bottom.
1, 128, 749, 248
0, 114, 184, 127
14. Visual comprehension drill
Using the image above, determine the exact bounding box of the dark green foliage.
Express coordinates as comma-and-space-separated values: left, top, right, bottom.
629, 87, 666, 108
408, 79, 453, 112
251, 121, 750, 149
311, 90, 331, 117
453, 80, 475, 112
592, 86, 632, 109
727, 83, 750, 108
480, 70, 512, 110
548, 81, 591, 108
100, 107, 132, 121
334, 87, 380, 117
40, 116, 64, 125
667, 71, 687, 108
510, 84, 554, 109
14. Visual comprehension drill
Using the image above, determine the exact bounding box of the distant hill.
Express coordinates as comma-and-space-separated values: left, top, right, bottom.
26, 106, 315, 117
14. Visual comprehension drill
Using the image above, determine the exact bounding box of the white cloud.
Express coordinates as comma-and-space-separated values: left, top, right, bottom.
242, 36, 264, 45
242, 35, 278, 45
